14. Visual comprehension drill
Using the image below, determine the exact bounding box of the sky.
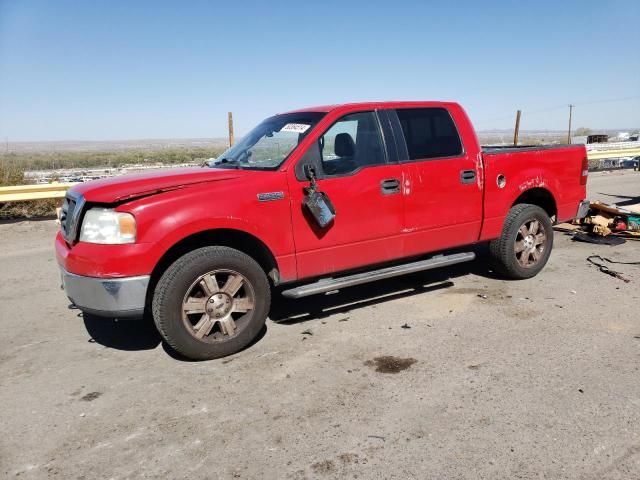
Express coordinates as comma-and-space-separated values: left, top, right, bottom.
0, 0, 639, 141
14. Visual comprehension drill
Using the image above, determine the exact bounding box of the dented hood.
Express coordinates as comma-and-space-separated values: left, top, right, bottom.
71, 167, 241, 203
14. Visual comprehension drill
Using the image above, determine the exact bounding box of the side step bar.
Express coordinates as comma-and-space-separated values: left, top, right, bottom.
281, 252, 476, 299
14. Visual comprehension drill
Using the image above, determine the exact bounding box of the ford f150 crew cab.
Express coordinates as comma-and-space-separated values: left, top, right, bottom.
56, 101, 589, 360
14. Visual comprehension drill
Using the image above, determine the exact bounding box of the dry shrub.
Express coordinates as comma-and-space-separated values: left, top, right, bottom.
1, 160, 25, 186
0, 160, 59, 219
0, 199, 60, 219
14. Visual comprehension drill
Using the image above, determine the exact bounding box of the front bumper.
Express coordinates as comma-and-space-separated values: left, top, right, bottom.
576, 199, 591, 219
60, 268, 149, 318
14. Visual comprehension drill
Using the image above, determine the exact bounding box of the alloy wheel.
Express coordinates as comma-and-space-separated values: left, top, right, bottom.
514, 219, 547, 268
181, 269, 255, 342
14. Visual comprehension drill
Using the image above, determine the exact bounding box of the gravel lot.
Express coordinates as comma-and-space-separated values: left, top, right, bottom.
1, 170, 639, 479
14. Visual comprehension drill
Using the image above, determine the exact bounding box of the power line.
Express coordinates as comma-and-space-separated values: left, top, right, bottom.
572, 95, 640, 107
474, 94, 640, 125
527, 95, 640, 115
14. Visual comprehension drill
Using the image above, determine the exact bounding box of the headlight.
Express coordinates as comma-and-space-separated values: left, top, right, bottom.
79, 208, 136, 244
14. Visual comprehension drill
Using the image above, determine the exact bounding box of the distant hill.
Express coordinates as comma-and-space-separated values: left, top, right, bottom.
4, 138, 230, 154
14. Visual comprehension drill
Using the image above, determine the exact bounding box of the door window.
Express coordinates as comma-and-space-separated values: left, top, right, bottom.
319, 111, 386, 176
396, 108, 463, 160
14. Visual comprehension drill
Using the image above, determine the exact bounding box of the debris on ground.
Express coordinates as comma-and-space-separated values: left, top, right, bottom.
586, 255, 640, 283
401, 323, 411, 329
556, 201, 640, 244
477, 294, 488, 299
573, 232, 626, 245
553, 223, 581, 232
301, 329, 313, 336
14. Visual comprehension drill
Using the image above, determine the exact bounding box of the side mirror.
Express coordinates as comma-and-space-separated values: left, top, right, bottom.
295, 141, 322, 181
303, 190, 336, 228
303, 164, 316, 181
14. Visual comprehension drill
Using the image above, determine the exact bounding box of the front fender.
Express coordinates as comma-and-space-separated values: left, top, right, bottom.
119, 179, 296, 279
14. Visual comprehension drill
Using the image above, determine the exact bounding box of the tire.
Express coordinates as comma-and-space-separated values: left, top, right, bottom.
489, 204, 553, 280
152, 246, 270, 360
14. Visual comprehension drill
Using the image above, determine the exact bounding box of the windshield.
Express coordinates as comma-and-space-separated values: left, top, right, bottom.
210, 112, 326, 170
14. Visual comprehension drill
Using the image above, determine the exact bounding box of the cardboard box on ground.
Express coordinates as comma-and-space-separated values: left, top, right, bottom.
555, 201, 640, 240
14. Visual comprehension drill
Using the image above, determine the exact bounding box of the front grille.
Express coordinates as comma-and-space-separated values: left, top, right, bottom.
60, 196, 74, 238
60, 191, 85, 243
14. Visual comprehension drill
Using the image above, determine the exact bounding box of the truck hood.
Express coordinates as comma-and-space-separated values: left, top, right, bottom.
71, 167, 242, 203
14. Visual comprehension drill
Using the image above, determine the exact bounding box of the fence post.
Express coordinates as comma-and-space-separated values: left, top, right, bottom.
513, 110, 521, 146
228, 112, 234, 147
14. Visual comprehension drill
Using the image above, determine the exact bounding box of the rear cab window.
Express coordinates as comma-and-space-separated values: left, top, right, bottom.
395, 108, 463, 161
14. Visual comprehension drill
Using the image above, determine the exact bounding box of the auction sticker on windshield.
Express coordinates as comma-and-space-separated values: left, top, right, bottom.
280, 123, 310, 133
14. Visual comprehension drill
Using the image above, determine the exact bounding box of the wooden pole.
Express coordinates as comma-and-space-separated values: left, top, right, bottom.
513, 110, 521, 146
228, 112, 235, 147
567, 104, 574, 144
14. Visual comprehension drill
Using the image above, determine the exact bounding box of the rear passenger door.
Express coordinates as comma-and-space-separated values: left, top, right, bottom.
389, 107, 483, 256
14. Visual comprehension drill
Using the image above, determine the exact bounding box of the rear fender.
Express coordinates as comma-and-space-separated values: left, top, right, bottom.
480, 162, 559, 241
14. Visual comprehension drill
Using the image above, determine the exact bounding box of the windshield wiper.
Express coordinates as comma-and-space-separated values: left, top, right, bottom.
212, 158, 243, 169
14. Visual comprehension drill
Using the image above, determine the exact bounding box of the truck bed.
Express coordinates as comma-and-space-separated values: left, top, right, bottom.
479, 143, 587, 241
482, 144, 578, 155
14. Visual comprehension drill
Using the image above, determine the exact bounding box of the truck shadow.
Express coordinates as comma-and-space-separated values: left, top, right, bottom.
81, 247, 495, 355
81, 310, 268, 361
80, 313, 267, 362
82, 313, 162, 351
270, 247, 496, 325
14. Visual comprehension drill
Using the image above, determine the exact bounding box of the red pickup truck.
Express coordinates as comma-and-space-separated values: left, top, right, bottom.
56, 101, 589, 360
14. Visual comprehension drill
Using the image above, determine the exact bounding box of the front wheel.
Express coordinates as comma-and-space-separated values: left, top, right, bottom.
489, 204, 553, 280
152, 246, 271, 360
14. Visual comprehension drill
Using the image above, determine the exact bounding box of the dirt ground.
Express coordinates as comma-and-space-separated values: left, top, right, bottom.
1, 170, 639, 479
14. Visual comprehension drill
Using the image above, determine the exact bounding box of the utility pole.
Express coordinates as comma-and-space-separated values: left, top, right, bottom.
513, 110, 522, 146
228, 112, 235, 147
567, 104, 574, 144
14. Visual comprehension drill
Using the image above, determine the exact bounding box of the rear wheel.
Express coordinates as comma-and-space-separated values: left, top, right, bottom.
489, 204, 553, 279
152, 246, 270, 360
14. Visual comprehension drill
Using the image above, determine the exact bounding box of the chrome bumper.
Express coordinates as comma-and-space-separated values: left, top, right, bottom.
60, 268, 149, 318
576, 199, 591, 219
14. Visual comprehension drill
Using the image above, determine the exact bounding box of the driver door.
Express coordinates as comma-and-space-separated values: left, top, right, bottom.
287, 110, 406, 279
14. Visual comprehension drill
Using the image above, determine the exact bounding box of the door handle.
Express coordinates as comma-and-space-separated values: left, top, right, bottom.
460, 170, 476, 184
380, 178, 401, 195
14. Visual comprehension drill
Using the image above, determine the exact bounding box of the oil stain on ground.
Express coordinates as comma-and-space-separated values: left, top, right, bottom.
80, 391, 102, 402
310, 459, 335, 474
364, 356, 417, 374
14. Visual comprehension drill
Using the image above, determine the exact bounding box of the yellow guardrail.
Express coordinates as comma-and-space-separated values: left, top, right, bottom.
0, 183, 78, 202
587, 148, 640, 160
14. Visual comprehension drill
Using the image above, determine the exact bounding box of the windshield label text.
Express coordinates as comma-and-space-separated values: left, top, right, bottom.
280, 123, 310, 133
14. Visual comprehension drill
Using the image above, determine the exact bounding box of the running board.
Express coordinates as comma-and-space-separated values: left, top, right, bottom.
281, 252, 476, 299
